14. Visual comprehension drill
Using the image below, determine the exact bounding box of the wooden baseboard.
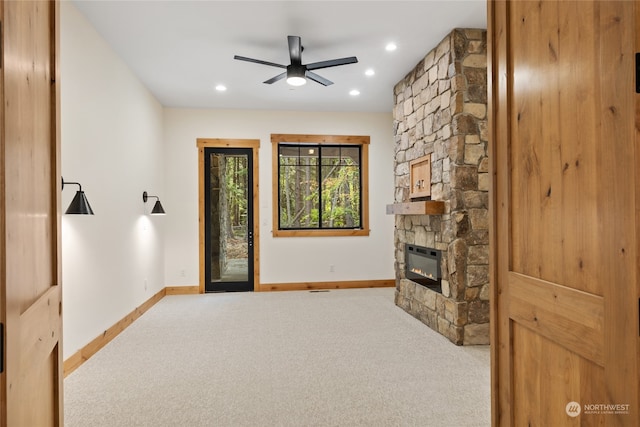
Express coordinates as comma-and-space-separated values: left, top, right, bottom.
165, 285, 199, 295
63, 288, 166, 377
258, 279, 395, 292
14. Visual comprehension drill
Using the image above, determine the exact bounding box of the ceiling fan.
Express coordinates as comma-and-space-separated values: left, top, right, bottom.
234, 35, 358, 87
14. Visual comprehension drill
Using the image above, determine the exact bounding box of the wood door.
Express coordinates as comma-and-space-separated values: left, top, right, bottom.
0, 1, 63, 426
489, 1, 639, 425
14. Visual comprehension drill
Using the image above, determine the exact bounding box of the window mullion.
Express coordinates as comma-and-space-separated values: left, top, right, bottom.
318, 145, 323, 230
358, 146, 363, 229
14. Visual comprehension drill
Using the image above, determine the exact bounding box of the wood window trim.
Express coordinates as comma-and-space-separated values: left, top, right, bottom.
271, 134, 370, 238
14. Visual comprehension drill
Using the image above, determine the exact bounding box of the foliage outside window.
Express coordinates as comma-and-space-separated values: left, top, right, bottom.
222, 155, 249, 234
271, 134, 370, 237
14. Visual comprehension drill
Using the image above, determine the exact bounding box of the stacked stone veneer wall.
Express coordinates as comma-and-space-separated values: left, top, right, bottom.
392, 28, 489, 345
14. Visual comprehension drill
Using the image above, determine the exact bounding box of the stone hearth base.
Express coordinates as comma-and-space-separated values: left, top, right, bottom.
395, 279, 489, 345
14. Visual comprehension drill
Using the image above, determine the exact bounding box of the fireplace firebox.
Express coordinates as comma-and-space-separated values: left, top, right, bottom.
405, 244, 442, 292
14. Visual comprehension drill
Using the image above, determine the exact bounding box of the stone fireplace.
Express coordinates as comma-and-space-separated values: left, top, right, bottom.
391, 28, 489, 345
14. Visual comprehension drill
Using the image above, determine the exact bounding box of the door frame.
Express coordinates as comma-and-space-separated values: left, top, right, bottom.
197, 139, 260, 293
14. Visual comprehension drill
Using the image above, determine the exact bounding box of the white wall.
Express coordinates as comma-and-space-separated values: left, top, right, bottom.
61, 2, 165, 358
163, 109, 396, 287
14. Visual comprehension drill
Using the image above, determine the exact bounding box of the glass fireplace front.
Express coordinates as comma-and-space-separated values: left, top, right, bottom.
405, 244, 442, 292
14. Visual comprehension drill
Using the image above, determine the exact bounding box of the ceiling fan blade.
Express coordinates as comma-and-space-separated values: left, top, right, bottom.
306, 56, 358, 71
263, 72, 287, 84
306, 71, 333, 86
234, 55, 286, 69
288, 36, 302, 65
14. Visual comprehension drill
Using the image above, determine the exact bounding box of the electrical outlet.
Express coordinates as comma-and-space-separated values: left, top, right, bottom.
329, 265, 335, 273
180, 269, 186, 277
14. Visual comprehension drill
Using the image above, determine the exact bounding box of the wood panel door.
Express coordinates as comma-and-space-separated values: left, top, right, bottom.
0, 1, 63, 426
489, 1, 639, 425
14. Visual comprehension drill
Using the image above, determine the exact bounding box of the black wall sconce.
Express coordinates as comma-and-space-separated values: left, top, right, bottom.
142, 191, 166, 215
62, 177, 94, 215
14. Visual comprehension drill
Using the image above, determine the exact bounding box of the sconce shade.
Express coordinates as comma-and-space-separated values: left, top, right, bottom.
66, 191, 94, 215
151, 200, 165, 215
143, 191, 166, 215
62, 177, 94, 215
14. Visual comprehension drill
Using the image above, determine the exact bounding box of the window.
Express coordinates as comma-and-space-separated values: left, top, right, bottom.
271, 134, 370, 237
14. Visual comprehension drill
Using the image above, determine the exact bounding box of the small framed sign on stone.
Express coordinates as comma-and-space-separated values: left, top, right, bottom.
409, 154, 432, 199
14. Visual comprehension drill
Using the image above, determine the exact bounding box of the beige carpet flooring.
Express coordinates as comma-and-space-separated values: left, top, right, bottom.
64, 287, 490, 426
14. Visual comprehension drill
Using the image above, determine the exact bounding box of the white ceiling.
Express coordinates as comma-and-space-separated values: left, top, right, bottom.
72, 0, 487, 113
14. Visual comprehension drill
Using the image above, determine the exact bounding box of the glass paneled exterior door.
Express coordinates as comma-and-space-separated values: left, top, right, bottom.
204, 148, 254, 292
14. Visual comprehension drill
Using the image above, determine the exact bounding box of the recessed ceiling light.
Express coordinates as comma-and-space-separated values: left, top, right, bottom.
215, 84, 227, 92
385, 42, 397, 52
365, 68, 375, 76
349, 89, 360, 96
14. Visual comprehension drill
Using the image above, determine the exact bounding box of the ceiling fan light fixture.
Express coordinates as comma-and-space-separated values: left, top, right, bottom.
286, 76, 306, 86
286, 66, 306, 86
